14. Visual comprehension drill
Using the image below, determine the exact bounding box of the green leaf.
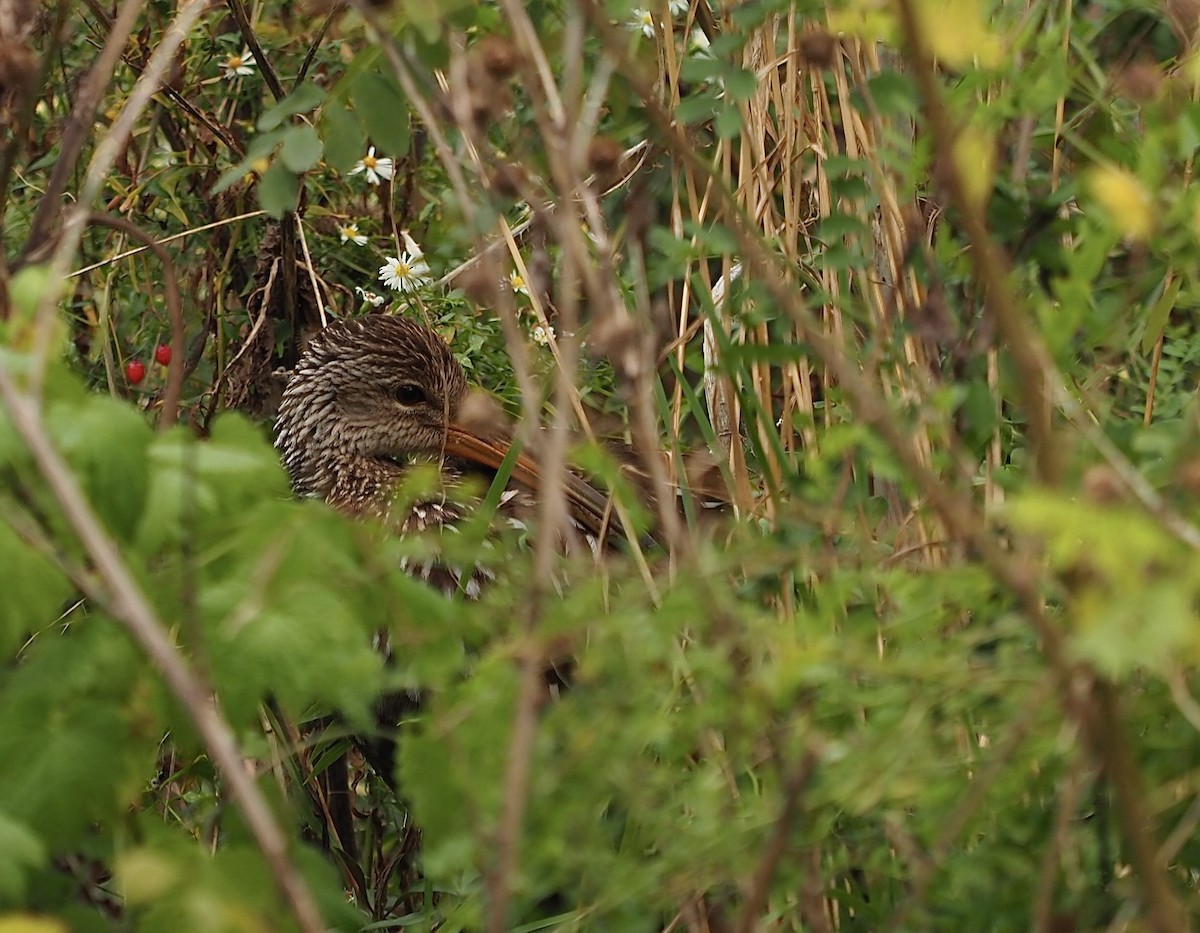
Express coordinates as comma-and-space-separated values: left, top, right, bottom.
350, 71, 411, 156
724, 67, 758, 101
676, 91, 720, 126
1141, 276, 1182, 354
210, 129, 287, 196
256, 81, 326, 132
0, 520, 74, 659
319, 101, 365, 174
278, 124, 323, 173
0, 623, 150, 848
679, 56, 721, 83
257, 161, 299, 218
866, 70, 918, 117
0, 811, 45, 903
47, 394, 151, 543
136, 415, 291, 555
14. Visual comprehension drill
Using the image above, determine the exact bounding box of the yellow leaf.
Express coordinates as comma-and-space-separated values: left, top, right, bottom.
115, 849, 181, 905
952, 126, 996, 213
828, 3, 897, 43
1088, 164, 1154, 241
914, 0, 1004, 68
0, 916, 68, 933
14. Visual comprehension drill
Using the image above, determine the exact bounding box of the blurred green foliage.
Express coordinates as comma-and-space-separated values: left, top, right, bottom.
4, 0, 1200, 930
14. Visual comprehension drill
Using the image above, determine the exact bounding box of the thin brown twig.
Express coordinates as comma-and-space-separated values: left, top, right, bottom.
0, 367, 326, 933
86, 212, 185, 430
295, 3, 344, 89
580, 4, 1184, 927
485, 648, 547, 933
18, 0, 146, 268
1032, 750, 1089, 933
733, 746, 821, 933
72, 211, 267, 277
28, 0, 214, 397
225, 0, 286, 102
890, 0, 1057, 485
908, 1, 1191, 913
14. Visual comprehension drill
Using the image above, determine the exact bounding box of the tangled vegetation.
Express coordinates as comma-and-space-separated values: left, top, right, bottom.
4, 0, 1200, 930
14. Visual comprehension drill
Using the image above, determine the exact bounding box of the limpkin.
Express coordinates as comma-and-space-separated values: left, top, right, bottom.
275, 314, 628, 569
274, 313, 647, 848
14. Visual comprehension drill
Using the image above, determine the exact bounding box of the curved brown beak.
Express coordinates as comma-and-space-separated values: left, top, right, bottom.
443, 424, 618, 544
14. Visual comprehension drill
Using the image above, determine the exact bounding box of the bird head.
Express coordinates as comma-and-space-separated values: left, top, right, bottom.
276, 315, 468, 499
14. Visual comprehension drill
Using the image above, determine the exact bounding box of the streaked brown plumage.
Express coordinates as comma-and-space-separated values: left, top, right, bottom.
275, 313, 724, 846
275, 315, 622, 574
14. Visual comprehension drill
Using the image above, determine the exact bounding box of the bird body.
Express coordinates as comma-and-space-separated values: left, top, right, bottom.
275, 314, 625, 590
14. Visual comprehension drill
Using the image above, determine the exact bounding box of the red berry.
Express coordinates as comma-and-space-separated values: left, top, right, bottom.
155, 344, 172, 366
125, 360, 146, 385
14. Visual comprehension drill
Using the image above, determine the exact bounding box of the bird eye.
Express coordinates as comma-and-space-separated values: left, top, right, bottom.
394, 383, 428, 406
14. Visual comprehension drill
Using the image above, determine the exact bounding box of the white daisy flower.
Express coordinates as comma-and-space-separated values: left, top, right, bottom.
690, 28, 711, 53
350, 146, 395, 185
379, 252, 432, 292
531, 324, 553, 346
631, 8, 655, 38
508, 270, 530, 296
669, 0, 689, 16
338, 222, 368, 246
221, 49, 255, 79
355, 286, 385, 307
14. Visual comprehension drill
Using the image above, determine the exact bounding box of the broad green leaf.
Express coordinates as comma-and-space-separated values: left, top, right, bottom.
724, 67, 758, 102
278, 124, 323, 173
715, 105, 742, 139
866, 71, 918, 117
0, 916, 67, 933
47, 394, 151, 543
0, 521, 73, 658
676, 91, 720, 126
319, 101, 364, 174
914, 0, 1003, 68
350, 72, 411, 156
0, 814, 45, 904
0, 624, 151, 848
256, 81, 325, 131
257, 161, 299, 218
210, 129, 286, 196
1140, 275, 1182, 354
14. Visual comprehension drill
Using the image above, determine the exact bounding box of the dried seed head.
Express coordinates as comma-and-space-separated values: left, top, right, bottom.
488, 161, 527, 199
473, 35, 520, 80
590, 312, 644, 380
1176, 458, 1200, 495
456, 389, 510, 441
1114, 60, 1163, 102
469, 82, 513, 129
1081, 464, 1123, 504
0, 39, 35, 101
799, 28, 837, 70
587, 136, 623, 174
455, 262, 502, 306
